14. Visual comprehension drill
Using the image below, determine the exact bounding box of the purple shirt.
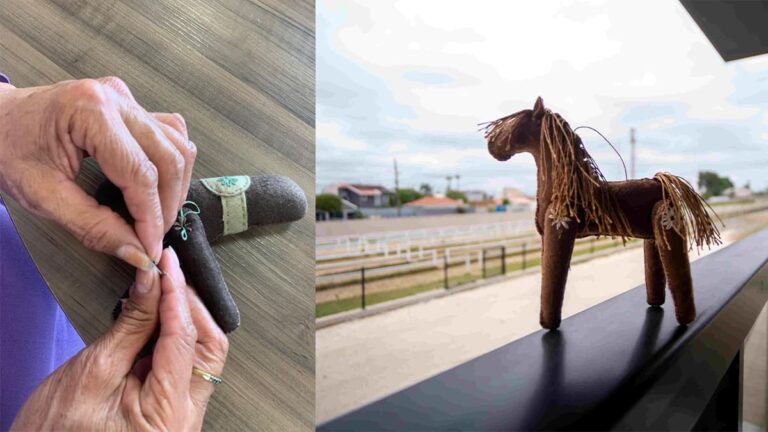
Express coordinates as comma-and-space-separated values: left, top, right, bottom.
0, 71, 85, 430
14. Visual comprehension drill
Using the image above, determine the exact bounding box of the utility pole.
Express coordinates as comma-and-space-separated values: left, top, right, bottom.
455, 174, 461, 192
630, 128, 636, 179
446, 175, 452, 193
394, 158, 401, 216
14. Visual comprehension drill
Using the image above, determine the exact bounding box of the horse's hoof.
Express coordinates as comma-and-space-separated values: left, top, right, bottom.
675, 311, 696, 326
540, 317, 561, 330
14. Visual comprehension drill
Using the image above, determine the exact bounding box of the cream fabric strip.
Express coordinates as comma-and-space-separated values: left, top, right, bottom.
200, 176, 251, 235
220, 193, 248, 235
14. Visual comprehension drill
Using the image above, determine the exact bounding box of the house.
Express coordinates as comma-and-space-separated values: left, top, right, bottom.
499, 187, 536, 211
469, 199, 498, 212
323, 183, 393, 208
462, 190, 487, 203
720, 182, 753, 200
406, 196, 463, 208
316, 198, 359, 221
405, 196, 468, 216
731, 184, 753, 200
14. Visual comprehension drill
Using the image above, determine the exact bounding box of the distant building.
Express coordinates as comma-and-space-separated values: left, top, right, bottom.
323, 183, 393, 208
725, 185, 753, 200
500, 187, 536, 211
462, 190, 487, 203
316, 198, 359, 221
405, 196, 468, 216
469, 198, 498, 212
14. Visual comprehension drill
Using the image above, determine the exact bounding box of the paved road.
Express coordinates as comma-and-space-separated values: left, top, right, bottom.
316, 228, 747, 424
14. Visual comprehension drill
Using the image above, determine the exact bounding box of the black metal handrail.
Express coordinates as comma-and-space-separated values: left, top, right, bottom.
319, 228, 768, 431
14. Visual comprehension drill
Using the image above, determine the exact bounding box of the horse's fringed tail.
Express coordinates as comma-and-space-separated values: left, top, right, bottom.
653, 172, 723, 251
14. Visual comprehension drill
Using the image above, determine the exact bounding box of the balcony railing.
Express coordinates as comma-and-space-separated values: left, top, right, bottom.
319, 228, 768, 431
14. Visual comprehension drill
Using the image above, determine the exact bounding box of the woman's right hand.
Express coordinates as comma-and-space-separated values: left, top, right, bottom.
11, 247, 229, 431
0, 77, 196, 264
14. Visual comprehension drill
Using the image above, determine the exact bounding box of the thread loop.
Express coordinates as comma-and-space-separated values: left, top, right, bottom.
174, 201, 201, 241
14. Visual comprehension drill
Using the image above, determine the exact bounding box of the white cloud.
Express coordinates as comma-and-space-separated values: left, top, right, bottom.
387, 142, 409, 153
318, 0, 768, 194
327, 0, 745, 130
636, 148, 719, 164
686, 103, 759, 121
317, 121, 366, 151
398, 148, 488, 169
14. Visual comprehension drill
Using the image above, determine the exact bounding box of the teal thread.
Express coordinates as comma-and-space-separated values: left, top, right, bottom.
175, 201, 201, 241
217, 176, 238, 187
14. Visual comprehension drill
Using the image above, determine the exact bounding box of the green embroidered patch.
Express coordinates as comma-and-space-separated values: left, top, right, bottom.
201, 176, 251, 235
218, 176, 238, 187
201, 176, 251, 197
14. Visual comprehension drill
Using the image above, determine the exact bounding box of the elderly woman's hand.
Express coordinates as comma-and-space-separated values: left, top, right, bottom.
11, 247, 229, 431
0, 77, 196, 263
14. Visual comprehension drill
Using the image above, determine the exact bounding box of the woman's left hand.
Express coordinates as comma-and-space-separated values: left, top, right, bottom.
11, 247, 229, 431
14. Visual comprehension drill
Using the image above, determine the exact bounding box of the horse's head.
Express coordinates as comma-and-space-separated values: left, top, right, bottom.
484, 97, 546, 161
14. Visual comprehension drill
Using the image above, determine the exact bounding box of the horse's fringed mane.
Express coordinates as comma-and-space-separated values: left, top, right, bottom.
539, 111, 633, 239
482, 109, 633, 239
653, 172, 722, 251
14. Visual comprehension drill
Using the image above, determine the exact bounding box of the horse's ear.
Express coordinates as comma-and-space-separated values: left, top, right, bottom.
533, 97, 545, 118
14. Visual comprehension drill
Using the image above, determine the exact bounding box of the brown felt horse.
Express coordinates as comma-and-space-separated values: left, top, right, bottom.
484, 97, 721, 329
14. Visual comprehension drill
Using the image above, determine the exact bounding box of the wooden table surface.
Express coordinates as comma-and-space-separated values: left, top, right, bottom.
0, 1, 314, 430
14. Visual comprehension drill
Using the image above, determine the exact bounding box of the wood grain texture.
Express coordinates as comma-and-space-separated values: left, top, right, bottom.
0, 1, 314, 430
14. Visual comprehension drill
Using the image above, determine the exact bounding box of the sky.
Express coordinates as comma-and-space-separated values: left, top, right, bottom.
316, 0, 768, 197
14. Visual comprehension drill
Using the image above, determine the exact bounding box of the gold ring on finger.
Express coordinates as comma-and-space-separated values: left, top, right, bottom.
192, 366, 223, 385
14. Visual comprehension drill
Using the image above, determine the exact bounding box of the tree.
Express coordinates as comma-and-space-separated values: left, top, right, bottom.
698, 171, 733, 199
502, 197, 511, 206
446, 190, 468, 203
390, 188, 423, 206
316, 193, 342, 213
418, 183, 433, 196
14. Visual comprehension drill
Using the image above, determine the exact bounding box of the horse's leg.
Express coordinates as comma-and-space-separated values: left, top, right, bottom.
643, 239, 666, 306
653, 202, 696, 325
539, 218, 578, 330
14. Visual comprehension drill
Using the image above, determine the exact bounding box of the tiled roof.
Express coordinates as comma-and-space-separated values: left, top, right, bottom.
405, 196, 463, 207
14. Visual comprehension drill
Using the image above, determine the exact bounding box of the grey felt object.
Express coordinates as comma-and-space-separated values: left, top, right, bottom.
98, 175, 307, 334
188, 175, 307, 242
96, 175, 307, 236
169, 212, 240, 333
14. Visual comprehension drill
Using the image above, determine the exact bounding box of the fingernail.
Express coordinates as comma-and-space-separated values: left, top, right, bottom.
130, 281, 150, 295
152, 243, 163, 265
164, 246, 184, 283
117, 244, 156, 272
135, 270, 153, 294
167, 245, 179, 267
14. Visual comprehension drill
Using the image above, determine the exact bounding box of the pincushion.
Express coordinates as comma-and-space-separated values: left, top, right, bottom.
100, 175, 307, 333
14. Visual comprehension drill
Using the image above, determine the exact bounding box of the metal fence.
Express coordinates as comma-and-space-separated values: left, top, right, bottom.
318, 238, 612, 317
317, 200, 768, 317
317, 200, 768, 262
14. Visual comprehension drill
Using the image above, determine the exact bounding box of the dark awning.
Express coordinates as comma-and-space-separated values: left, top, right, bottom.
680, 0, 768, 62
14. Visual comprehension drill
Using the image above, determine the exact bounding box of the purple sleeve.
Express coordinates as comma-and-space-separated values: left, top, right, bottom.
0, 73, 9, 84
0, 199, 85, 427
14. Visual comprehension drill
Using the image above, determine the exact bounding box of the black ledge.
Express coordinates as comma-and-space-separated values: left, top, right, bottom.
680, 0, 768, 62
319, 228, 768, 431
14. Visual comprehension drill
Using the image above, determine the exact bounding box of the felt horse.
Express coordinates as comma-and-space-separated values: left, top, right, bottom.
483, 97, 721, 329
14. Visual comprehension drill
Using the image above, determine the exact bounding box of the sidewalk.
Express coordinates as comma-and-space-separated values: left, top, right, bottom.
316, 231, 738, 424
